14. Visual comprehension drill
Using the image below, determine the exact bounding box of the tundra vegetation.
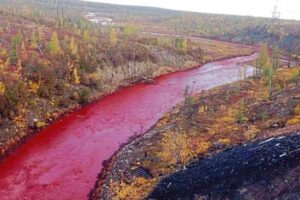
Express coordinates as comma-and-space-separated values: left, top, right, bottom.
0, 0, 252, 157
0, 0, 300, 199
93, 46, 300, 199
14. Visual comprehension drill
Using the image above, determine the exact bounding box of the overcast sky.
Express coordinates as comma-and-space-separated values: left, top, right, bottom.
83, 0, 300, 20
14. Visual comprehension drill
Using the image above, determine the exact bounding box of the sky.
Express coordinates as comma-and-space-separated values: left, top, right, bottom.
83, 0, 300, 20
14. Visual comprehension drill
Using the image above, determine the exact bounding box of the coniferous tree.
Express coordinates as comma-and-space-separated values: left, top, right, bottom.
69, 37, 78, 55
108, 28, 117, 46
30, 30, 38, 49
72, 66, 80, 84
47, 31, 61, 54
10, 36, 18, 65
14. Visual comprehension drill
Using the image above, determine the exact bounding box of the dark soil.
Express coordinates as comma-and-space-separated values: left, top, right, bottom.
148, 133, 300, 200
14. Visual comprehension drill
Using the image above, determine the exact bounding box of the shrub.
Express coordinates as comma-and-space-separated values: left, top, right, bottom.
294, 104, 300, 115
0, 81, 28, 118
158, 131, 191, 165
78, 87, 90, 104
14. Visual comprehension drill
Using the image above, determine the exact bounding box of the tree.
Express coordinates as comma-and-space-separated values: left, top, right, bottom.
38, 28, 44, 43
158, 131, 191, 165
69, 37, 78, 55
122, 25, 136, 37
83, 30, 90, 43
108, 27, 117, 46
257, 44, 278, 98
30, 30, 38, 49
47, 31, 61, 54
181, 39, 188, 54
0, 82, 5, 96
258, 43, 270, 72
0, 48, 7, 58
20, 42, 27, 61
271, 47, 280, 70
10, 35, 19, 65
72, 66, 80, 84
175, 37, 188, 54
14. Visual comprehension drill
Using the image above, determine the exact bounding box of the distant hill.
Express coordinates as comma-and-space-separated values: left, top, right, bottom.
1, 0, 299, 53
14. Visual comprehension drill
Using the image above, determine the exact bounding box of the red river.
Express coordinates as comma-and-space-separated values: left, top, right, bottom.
0, 54, 257, 200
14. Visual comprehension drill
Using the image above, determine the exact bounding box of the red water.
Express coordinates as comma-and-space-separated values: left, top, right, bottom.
0, 54, 257, 200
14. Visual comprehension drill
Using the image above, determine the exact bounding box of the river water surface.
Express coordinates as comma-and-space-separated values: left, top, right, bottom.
0, 54, 257, 200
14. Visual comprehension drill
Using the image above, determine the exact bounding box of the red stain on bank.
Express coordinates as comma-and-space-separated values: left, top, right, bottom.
0, 54, 257, 200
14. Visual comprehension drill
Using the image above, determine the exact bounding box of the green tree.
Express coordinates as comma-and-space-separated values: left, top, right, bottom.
175, 37, 188, 54
258, 43, 270, 71
271, 47, 280, 71
47, 31, 61, 54
258, 44, 278, 98
122, 25, 136, 37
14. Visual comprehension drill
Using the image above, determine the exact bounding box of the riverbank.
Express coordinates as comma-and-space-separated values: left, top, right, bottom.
90, 66, 300, 199
0, 49, 253, 163
0, 15, 254, 163
0, 53, 256, 200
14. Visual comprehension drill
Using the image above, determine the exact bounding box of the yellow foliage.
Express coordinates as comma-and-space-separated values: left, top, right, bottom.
72, 67, 80, 84
294, 104, 300, 115
34, 121, 46, 129
286, 105, 300, 126
89, 67, 102, 82
0, 48, 7, 57
30, 30, 38, 49
208, 128, 216, 135
28, 81, 39, 94
108, 28, 117, 46
157, 113, 170, 127
4, 58, 10, 67
287, 116, 300, 126
198, 106, 206, 113
244, 125, 260, 140
158, 131, 191, 165
190, 140, 211, 155
69, 37, 78, 55
0, 82, 5, 96
47, 31, 61, 54
13, 106, 26, 128
275, 67, 300, 86
217, 115, 235, 124
83, 30, 90, 42
182, 39, 188, 54
217, 138, 231, 145
111, 178, 155, 200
